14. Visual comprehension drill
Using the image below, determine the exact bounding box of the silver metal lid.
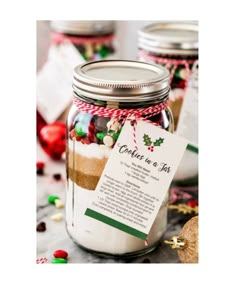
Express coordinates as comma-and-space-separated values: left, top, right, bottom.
73, 60, 170, 102
51, 20, 115, 35
138, 21, 198, 55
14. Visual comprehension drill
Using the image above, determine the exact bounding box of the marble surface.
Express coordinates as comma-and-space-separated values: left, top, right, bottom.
37, 142, 197, 264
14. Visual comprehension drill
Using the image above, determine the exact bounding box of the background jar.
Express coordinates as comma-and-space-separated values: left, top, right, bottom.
50, 20, 116, 61
66, 60, 174, 257
138, 22, 198, 130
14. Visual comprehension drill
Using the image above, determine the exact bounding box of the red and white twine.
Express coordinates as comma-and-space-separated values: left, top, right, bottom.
138, 50, 196, 95
73, 97, 169, 151
51, 31, 114, 45
73, 98, 168, 119
36, 257, 48, 264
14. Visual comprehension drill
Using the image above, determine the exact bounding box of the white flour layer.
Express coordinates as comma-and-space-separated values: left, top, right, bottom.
68, 139, 112, 159
66, 179, 167, 254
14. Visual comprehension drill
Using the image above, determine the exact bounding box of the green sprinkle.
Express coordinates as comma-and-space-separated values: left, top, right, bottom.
96, 132, 106, 141
52, 258, 67, 264
99, 46, 109, 58
75, 124, 86, 137
48, 195, 59, 204
111, 131, 120, 141
82, 53, 88, 61
109, 129, 122, 141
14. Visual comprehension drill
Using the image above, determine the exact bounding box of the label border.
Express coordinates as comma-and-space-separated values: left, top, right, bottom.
85, 208, 148, 240
186, 143, 198, 154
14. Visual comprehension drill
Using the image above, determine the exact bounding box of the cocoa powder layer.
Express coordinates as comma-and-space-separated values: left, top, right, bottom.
68, 167, 100, 190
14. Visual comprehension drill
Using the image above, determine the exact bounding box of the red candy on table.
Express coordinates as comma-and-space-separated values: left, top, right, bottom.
187, 200, 198, 207
53, 249, 68, 259
36, 161, 45, 175
39, 122, 66, 160
36, 161, 45, 169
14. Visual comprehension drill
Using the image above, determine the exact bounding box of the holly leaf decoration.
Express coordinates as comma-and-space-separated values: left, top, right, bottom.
153, 137, 164, 147
143, 134, 152, 146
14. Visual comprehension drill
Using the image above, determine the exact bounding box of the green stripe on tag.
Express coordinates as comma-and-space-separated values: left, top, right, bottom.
85, 208, 147, 240
186, 144, 198, 154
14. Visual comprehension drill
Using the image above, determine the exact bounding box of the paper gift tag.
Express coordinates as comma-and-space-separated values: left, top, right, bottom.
85, 120, 187, 240
174, 62, 198, 180
37, 42, 85, 123
176, 61, 198, 147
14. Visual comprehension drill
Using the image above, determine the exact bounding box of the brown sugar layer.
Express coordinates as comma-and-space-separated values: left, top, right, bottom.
68, 167, 100, 190
68, 148, 108, 176
168, 98, 183, 130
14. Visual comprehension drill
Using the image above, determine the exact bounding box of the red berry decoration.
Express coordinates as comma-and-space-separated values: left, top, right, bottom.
148, 145, 154, 152
53, 249, 68, 259
187, 200, 198, 208
39, 122, 66, 160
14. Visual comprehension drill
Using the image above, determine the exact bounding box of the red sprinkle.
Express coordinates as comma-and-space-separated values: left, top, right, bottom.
70, 129, 83, 141
178, 80, 187, 89
69, 129, 76, 140
80, 138, 91, 144
88, 121, 96, 142
187, 200, 198, 207
53, 249, 68, 259
37, 161, 45, 169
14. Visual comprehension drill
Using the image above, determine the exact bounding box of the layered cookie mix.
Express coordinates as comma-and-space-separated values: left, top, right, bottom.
66, 112, 168, 255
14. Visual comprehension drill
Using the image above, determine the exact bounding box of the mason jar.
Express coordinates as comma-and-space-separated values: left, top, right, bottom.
66, 60, 174, 257
51, 20, 116, 61
138, 21, 198, 130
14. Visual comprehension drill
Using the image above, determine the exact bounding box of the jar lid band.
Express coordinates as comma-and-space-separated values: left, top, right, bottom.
138, 22, 198, 55
73, 60, 170, 102
51, 20, 115, 35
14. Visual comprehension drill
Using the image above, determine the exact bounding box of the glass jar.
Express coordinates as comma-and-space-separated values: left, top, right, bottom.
66, 60, 174, 257
50, 20, 116, 61
138, 21, 198, 130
